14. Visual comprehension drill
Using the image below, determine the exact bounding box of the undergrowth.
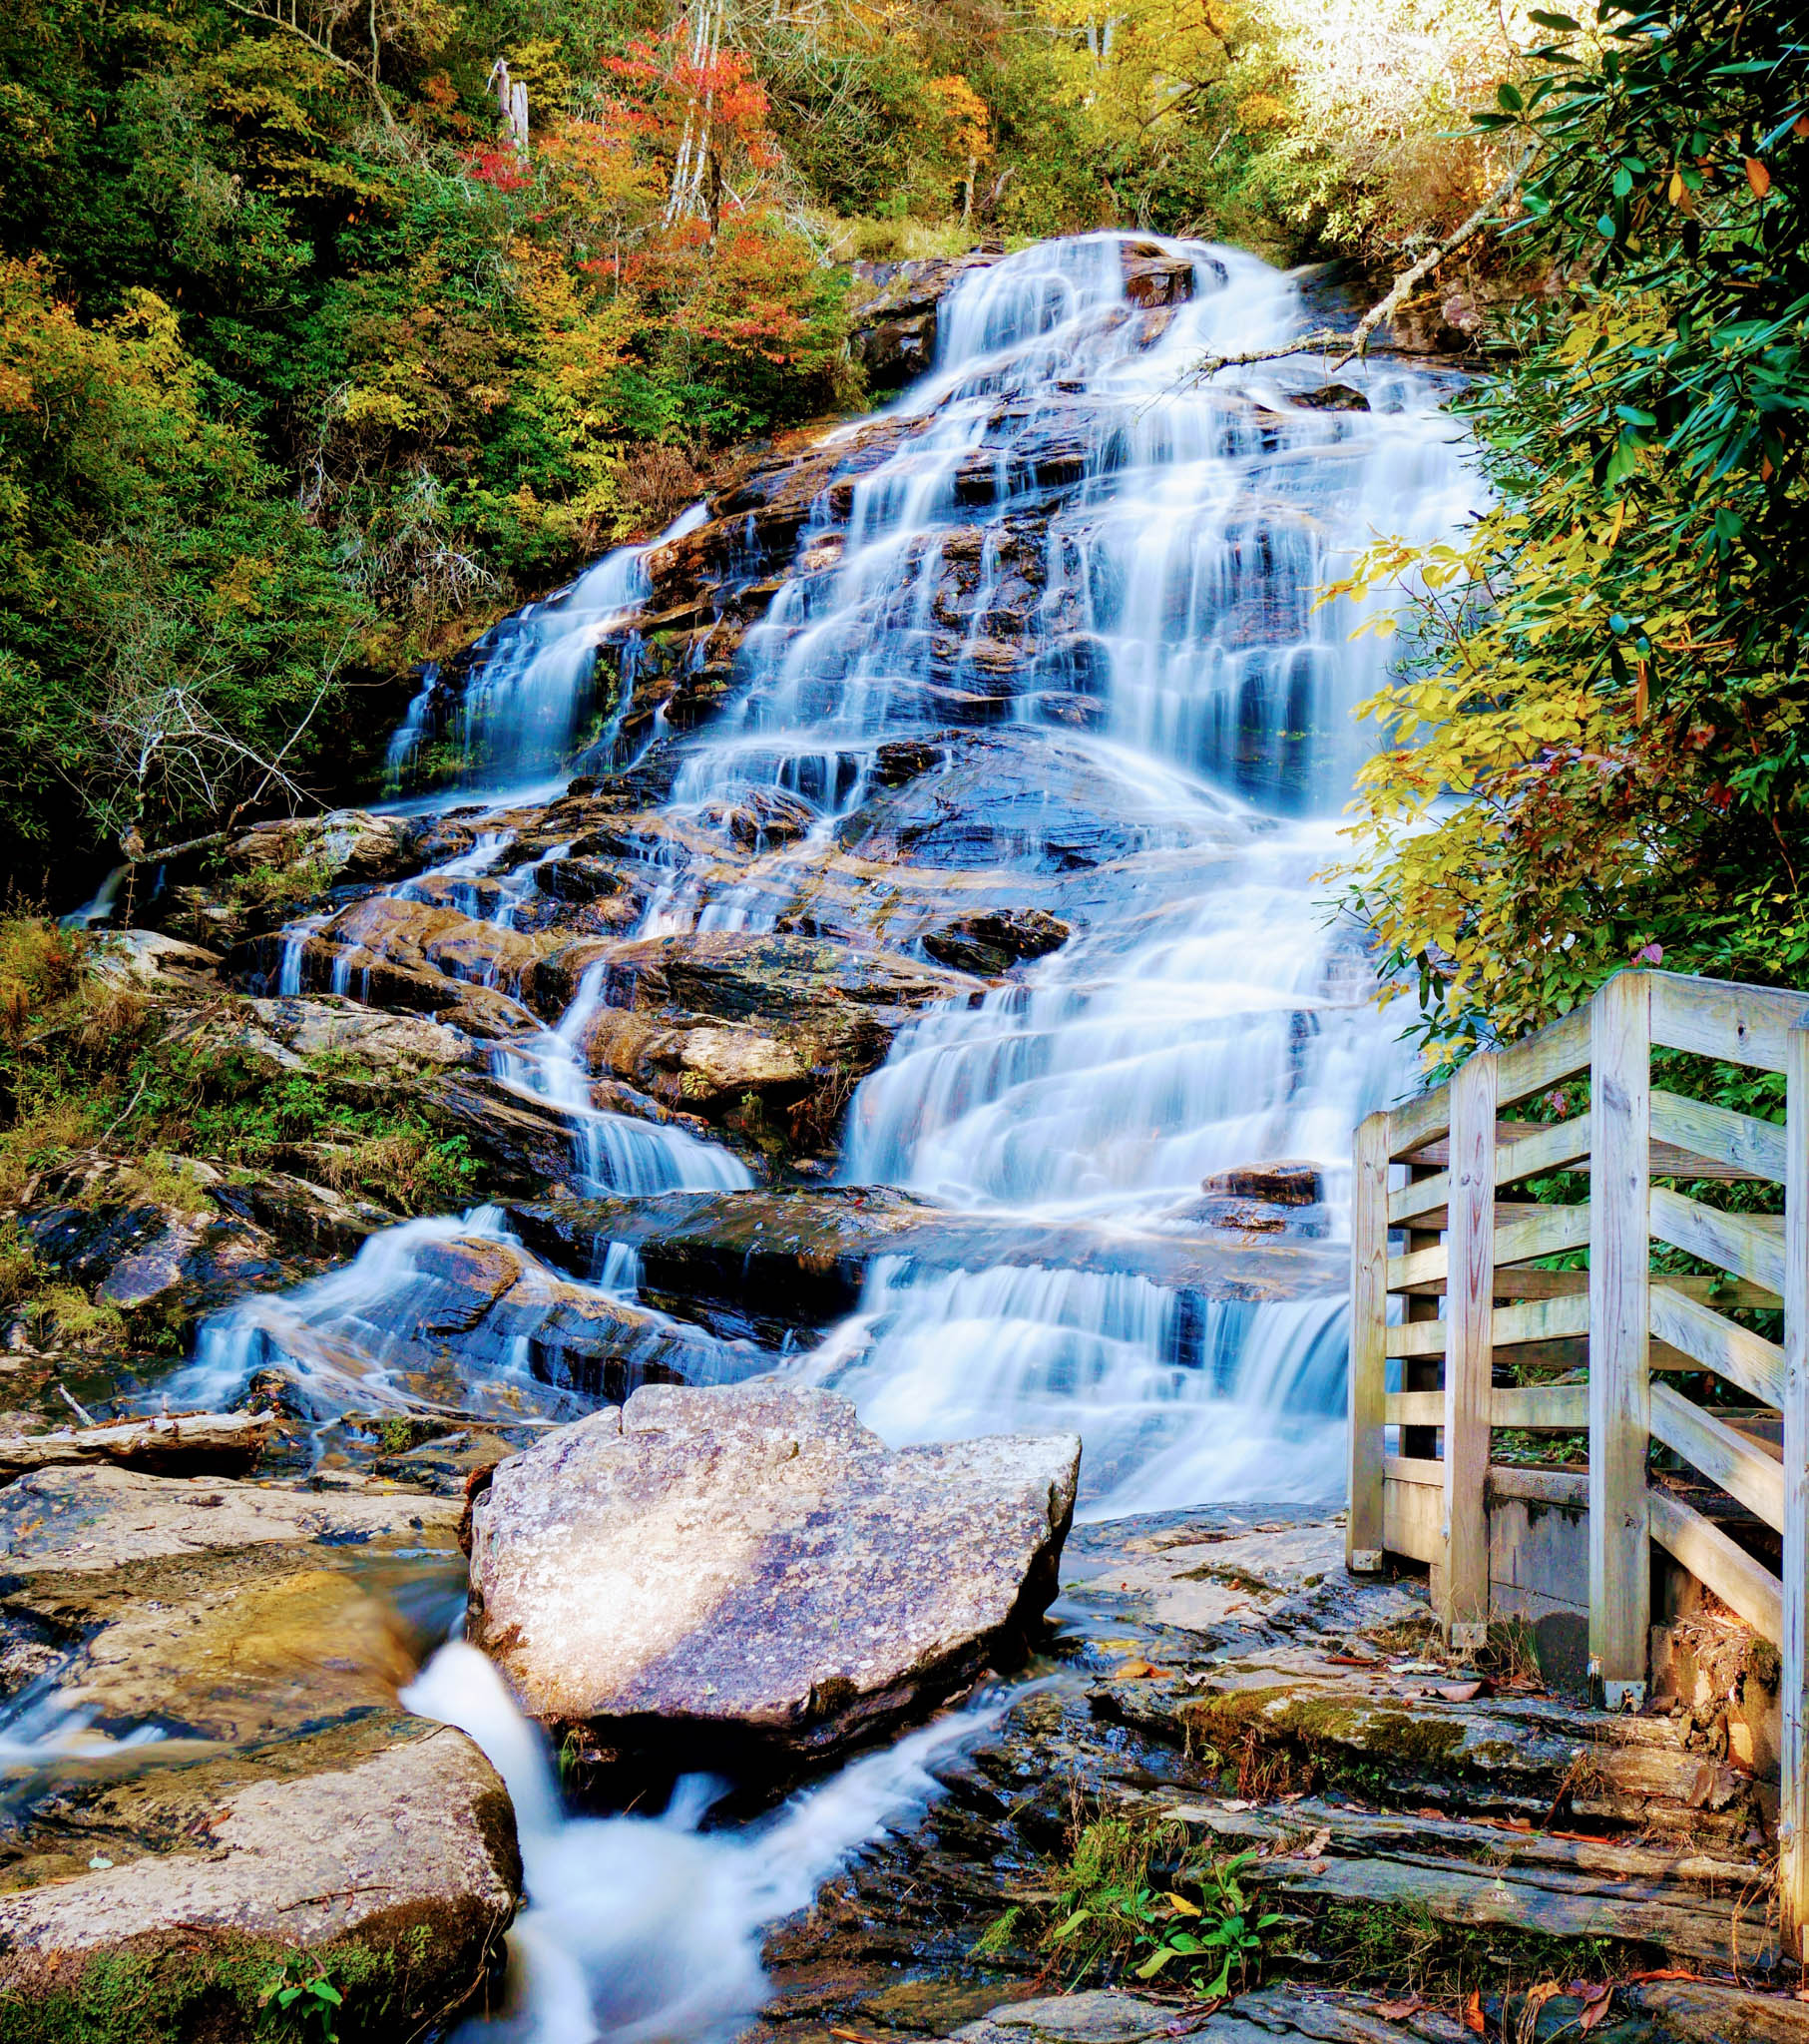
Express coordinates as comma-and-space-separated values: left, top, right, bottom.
0, 912, 478, 1223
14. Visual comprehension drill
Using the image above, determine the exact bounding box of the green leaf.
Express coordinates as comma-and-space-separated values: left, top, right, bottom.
1134, 1945, 1180, 1979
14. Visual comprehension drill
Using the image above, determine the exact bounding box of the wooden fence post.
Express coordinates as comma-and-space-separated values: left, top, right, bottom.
1588, 971, 1652, 1705
1443, 1048, 1498, 1650
1780, 1023, 1809, 1960
1348, 1111, 1389, 1573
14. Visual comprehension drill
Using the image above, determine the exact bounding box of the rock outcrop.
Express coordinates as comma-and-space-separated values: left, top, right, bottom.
467, 1382, 1080, 1768
844, 253, 1000, 387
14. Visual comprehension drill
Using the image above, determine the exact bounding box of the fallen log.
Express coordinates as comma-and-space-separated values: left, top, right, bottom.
0, 1411, 277, 1482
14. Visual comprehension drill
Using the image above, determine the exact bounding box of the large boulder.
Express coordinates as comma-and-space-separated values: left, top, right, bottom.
467, 1382, 1080, 1769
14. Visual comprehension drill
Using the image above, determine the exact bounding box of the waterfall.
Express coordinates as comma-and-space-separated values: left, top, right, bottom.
590, 234, 1469, 1499
223, 231, 1472, 1505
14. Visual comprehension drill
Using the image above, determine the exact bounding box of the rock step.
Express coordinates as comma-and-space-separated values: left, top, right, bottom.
939, 1980, 1809, 2044
1155, 1796, 1770, 1967
1092, 1658, 1761, 1834
507, 1189, 1346, 1341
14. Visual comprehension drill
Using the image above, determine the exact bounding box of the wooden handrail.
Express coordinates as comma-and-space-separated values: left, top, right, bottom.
1350, 973, 1809, 1945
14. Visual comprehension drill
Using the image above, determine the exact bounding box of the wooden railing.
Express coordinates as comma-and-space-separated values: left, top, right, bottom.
1346, 969, 1809, 1947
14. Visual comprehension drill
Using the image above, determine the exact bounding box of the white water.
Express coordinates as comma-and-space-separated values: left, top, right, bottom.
405, 1642, 1005, 2044
140, 233, 1476, 2043
215, 231, 1471, 1491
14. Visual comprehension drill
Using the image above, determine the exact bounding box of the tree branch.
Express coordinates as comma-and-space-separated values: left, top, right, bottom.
1179, 139, 1541, 388
223, 0, 396, 128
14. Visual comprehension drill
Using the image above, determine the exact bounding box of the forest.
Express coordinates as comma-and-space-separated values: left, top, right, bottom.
1, 0, 1800, 1059
0, 0, 1507, 871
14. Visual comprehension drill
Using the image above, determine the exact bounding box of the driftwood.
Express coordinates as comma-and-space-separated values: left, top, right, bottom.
0, 1410, 277, 1482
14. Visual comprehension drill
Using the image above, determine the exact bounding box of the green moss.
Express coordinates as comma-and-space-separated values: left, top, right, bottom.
1306, 1897, 1633, 2001
0, 1910, 486, 2044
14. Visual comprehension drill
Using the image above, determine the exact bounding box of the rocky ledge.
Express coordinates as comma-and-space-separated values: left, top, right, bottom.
0, 1466, 520, 2042
466, 1382, 1081, 1774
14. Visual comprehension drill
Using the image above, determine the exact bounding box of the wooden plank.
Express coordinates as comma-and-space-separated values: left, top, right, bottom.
1398, 1120, 1546, 1170
1391, 1266, 1591, 1299
1387, 1086, 1453, 1162
1387, 1206, 1588, 1291
1386, 1455, 1445, 1486
1648, 1487, 1783, 1643
1402, 1192, 1444, 1461
1648, 1285, 1784, 1409
1387, 1390, 1446, 1428
1495, 1203, 1591, 1268
1492, 1384, 1589, 1430
1589, 970, 1652, 1697
1385, 1472, 1443, 1565
1387, 1239, 1450, 1291
1649, 1380, 1785, 1533
1649, 971, 1809, 1076
1403, 1127, 1763, 1184
1497, 1294, 1591, 1345
1781, 1023, 1809, 1959
1649, 1187, 1786, 1295
1494, 1003, 1593, 1109
1650, 1088, 1787, 1183
1387, 1198, 1557, 1236
1347, 1112, 1390, 1571
1443, 1050, 1497, 1645
1387, 1317, 1449, 1359
1390, 1113, 1591, 1220
1496, 1114, 1593, 1188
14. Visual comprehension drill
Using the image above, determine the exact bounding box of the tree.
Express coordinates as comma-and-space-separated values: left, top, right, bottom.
1330, 0, 1809, 1055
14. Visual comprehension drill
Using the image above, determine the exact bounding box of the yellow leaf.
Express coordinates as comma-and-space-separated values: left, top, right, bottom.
1164, 1891, 1202, 1915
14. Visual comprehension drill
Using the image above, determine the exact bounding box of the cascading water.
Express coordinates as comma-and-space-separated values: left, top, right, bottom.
404, 1643, 1007, 2044
217, 231, 1471, 1492
153, 232, 1480, 2043
589, 235, 1469, 1502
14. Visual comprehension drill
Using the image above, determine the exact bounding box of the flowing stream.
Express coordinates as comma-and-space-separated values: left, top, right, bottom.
159, 234, 1474, 2039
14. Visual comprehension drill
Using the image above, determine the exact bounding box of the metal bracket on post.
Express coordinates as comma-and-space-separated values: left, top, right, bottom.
1349, 1549, 1384, 1576
1450, 1621, 1489, 1658
1588, 1660, 1648, 1714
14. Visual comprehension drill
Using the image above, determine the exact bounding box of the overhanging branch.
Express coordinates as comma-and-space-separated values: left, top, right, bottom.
1179, 140, 1541, 388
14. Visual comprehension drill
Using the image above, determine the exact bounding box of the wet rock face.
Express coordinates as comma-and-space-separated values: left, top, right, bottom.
0, 1730, 518, 2044
845, 254, 1001, 387
467, 1382, 1081, 1769
923, 908, 1071, 975
1198, 1161, 1323, 1206
567, 930, 983, 1148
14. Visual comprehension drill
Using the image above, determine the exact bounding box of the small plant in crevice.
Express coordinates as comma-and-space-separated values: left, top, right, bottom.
259, 1953, 344, 2041
977, 1810, 1284, 1999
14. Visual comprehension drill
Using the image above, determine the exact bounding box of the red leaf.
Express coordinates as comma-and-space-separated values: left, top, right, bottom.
1746, 157, 1772, 199
1463, 1990, 1485, 2034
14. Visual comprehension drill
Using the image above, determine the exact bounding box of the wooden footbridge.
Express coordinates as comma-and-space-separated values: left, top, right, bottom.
1346, 969, 1809, 1947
